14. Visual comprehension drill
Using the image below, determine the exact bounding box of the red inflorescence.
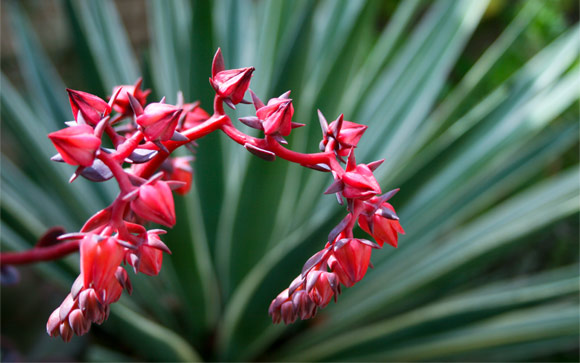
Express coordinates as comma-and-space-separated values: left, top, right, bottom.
1, 48, 404, 341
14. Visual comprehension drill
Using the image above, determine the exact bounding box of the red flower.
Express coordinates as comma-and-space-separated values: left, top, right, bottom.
111, 79, 150, 115
328, 238, 371, 287
80, 234, 125, 294
127, 230, 170, 276
256, 97, 294, 137
48, 125, 101, 167
211, 68, 254, 104
130, 181, 176, 227
136, 102, 182, 142
46, 234, 128, 341
210, 49, 254, 104
359, 201, 405, 247
342, 164, 381, 200
67, 89, 111, 125
319, 111, 367, 157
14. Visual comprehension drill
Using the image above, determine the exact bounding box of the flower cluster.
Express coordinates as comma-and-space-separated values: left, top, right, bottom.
268, 151, 404, 324
43, 78, 205, 341
1, 48, 403, 341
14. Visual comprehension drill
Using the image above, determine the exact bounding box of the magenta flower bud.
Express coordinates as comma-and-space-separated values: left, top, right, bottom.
78, 288, 103, 323
67, 89, 111, 125
59, 321, 73, 343
68, 308, 91, 336
111, 79, 150, 115
130, 181, 176, 227
211, 68, 254, 104
358, 202, 405, 247
268, 288, 289, 324
256, 97, 294, 137
48, 125, 101, 167
341, 164, 381, 200
291, 290, 316, 320
281, 301, 297, 324
136, 103, 182, 142
47, 308, 61, 337
328, 239, 372, 287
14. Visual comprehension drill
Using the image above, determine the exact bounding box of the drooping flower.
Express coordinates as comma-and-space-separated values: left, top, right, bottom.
130, 181, 176, 227
306, 270, 338, 308
48, 125, 101, 167
359, 200, 405, 247
80, 234, 125, 293
291, 289, 317, 320
126, 230, 171, 276
47, 235, 129, 341
67, 89, 111, 125
136, 102, 182, 142
328, 238, 372, 287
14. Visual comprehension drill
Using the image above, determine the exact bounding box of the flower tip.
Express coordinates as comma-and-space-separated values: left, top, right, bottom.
212, 48, 225, 77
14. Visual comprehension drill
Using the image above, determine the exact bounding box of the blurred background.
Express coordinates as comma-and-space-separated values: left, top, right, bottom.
1, 0, 579, 361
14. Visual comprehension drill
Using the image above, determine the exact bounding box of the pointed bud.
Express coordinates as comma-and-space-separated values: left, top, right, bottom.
136, 103, 182, 142
256, 97, 294, 137
341, 164, 381, 200
211, 66, 254, 104
67, 89, 111, 126
130, 181, 176, 227
48, 125, 101, 167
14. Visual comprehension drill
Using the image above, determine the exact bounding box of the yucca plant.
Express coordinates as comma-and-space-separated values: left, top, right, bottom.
1, 0, 578, 361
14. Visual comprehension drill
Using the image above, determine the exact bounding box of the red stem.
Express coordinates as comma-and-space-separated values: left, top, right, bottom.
2, 90, 352, 266
97, 152, 133, 194
135, 114, 229, 179
1, 240, 80, 265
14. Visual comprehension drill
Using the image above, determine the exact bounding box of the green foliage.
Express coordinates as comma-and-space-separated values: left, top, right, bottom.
1, 0, 578, 361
